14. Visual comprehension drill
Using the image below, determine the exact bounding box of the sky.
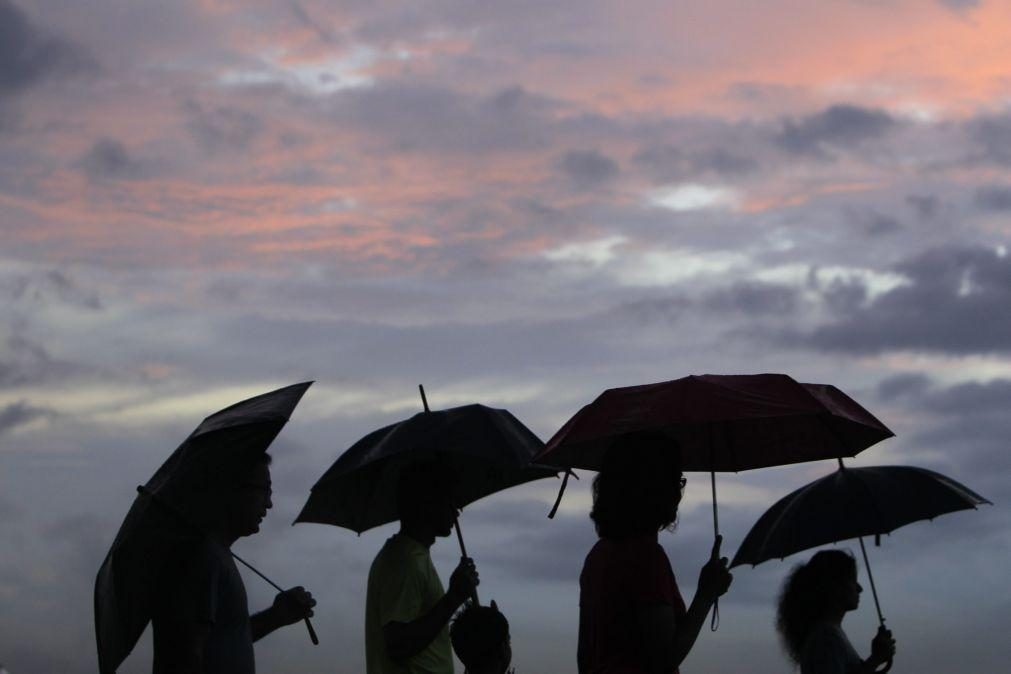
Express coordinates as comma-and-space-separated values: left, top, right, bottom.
1, 0, 1010, 671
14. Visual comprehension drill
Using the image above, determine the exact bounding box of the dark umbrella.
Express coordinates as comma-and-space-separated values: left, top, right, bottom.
95, 382, 315, 674
295, 386, 558, 604
730, 461, 991, 615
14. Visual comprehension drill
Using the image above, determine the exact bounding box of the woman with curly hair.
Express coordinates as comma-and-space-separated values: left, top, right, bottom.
777, 550, 896, 674
577, 432, 732, 673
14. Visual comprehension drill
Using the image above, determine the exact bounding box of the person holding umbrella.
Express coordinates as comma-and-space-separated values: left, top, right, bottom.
777, 550, 896, 674
365, 459, 480, 674
152, 452, 317, 674
578, 434, 732, 674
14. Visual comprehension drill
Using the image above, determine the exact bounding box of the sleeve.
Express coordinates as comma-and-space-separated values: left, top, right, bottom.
377, 563, 426, 627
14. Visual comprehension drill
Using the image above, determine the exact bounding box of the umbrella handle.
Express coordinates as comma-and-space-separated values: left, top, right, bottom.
138, 486, 320, 646
454, 518, 480, 606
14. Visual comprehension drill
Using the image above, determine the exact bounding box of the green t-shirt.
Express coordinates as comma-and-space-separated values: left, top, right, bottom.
365, 533, 455, 674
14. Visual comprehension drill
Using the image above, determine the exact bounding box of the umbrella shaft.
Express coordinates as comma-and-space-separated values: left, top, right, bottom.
857, 536, 886, 625
710, 470, 719, 537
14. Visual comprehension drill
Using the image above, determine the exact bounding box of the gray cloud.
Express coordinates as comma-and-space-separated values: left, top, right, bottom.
183, 100, 263, 155
967, 111, 1011, 166
974, 185, 1011, 211
633, 144, 758, 182
8, 269, 103, 310
78, 138, 149, 180
703, 281, 799, 316
800, 245, 1011, 354
875, 373, 931, 401
0, 400, 53, 435
906, 194, 941, 220
776, 104, 897, 156
0, 0, 92, 94
557, 149, 619, 188
326, 82, 565, 154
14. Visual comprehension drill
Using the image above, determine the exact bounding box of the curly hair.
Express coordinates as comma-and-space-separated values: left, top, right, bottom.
589, 431, 682, 540
776, 549, 857, 665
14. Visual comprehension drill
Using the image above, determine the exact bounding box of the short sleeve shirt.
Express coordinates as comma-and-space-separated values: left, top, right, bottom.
579, 535, 687, 674
152, 538, 254, 674
800, 622, 862, 674
365, 533, 454, 674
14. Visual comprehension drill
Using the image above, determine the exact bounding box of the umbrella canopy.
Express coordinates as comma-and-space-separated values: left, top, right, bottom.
731, 464, 991, 568
94, 382, 312, 674
535, 373, 893, 472
296, 402, 557, 533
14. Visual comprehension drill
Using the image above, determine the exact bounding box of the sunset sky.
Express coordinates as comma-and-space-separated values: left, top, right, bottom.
2, 1, 1009, 672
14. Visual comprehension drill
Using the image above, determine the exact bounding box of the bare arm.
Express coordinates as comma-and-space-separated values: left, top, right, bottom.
636, 536, 733, 672
383, 557, 478, 663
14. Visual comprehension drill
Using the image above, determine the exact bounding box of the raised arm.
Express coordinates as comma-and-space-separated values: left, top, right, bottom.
251, 586, 316, 642
383, 557, 478, 662
636, 536, 733, 672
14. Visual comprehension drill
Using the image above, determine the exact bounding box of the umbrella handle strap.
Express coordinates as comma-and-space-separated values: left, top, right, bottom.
547, 469, 574, 519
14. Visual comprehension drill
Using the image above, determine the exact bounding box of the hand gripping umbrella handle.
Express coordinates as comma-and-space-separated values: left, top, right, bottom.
454, 518, 480, 606
137, 486, 319, 645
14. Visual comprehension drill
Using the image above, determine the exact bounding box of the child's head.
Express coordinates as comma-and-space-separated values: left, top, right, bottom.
450, 601, 511, 674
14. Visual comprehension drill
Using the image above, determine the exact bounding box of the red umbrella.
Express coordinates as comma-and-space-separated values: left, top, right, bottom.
537, 373, 893, 534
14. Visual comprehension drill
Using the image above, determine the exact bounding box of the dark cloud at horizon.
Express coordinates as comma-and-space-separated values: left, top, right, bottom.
797, 245, 1011, 354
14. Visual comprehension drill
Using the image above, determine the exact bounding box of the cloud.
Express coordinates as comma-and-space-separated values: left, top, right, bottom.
967, 111, 1011, 166
634, 144, 758, 182
182, 99, 263, 154
0, 0, 92, 94
974, 185, 1011, 211
326, 82, 565, 154
556, 149, 619, 188
8, 269, 103, 310
78, 138, 149, 181
798, 246, 1011, 354
702, 281, 799, 316
0, 400, 53, 435
775, 104, 897, 156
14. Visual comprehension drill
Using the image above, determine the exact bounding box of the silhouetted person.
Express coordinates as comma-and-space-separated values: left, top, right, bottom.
450, 601, 512, 674
151, 453, 315, 674
777, 550, 896, 674
578, 435, 732, 673
366, 460, 480, 674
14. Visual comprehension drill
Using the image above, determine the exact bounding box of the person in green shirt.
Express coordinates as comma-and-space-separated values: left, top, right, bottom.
366, 461, 480, 674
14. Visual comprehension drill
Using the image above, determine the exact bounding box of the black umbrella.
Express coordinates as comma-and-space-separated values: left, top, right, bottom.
295, 386, 558, 604
731, 461, 991, 624
95, 382, 315, 674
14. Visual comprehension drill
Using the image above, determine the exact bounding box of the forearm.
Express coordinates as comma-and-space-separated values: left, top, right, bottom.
385, 591, 464, 661
669, 594, 716, 667
250, 608, 285, 642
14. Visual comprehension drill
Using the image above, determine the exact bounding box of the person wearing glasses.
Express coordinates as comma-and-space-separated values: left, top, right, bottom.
577, 432, 732, 673
151, 453, 316, 674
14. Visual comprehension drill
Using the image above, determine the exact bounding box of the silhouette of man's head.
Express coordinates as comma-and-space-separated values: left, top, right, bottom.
451, 602, 511, 674
188, 452, 274, 542
396, 458, 459, 539
590, 431, 683, 539
777, 549, 860, 664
